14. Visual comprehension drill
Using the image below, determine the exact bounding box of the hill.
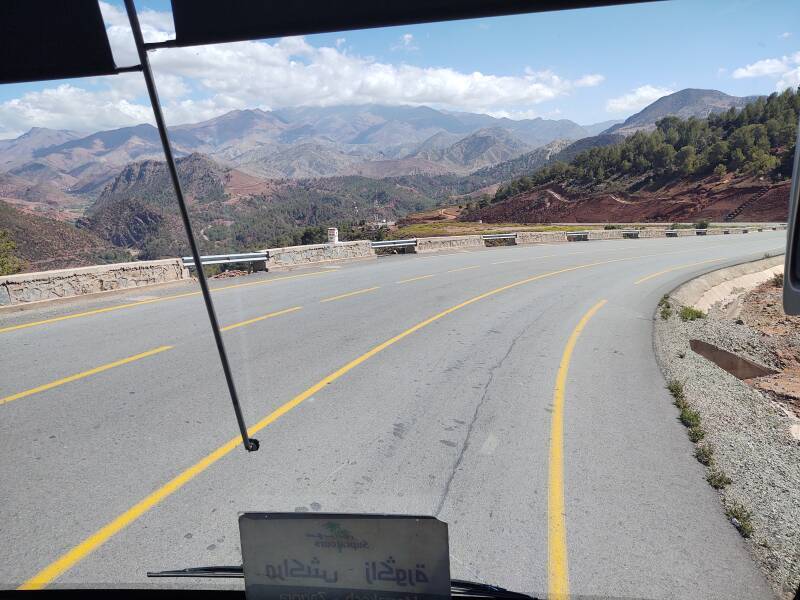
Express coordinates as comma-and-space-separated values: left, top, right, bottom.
470, 89, 799, 224
0, 200, 122, 271
606, 89, 756, 135
81, 154, 445, 258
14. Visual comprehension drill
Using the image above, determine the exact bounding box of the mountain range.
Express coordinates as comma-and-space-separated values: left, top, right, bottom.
0, 105, 619, 196
0, 88, 767, 270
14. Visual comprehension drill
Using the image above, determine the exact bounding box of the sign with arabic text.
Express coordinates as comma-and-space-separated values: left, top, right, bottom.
239, 513, 450, 600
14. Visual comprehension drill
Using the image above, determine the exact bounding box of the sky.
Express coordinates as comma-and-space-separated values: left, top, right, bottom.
0, 0, 798, 139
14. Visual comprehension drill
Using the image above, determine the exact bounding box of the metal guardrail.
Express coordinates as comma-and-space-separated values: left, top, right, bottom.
371, 239, 417, 249
481, 233, 517, 240
182, 252, 268, 267
566, 230, 591, 241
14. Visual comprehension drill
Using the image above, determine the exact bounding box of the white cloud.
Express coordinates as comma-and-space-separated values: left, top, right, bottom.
0, 80, 154, 138
778, 67, 800, 90
392, 33, 418, 51
780, 32, 792, 39
605, 85, 675, 114
731, 51, 800, 91
733, 57, 792, 78
0, 5, 605, 137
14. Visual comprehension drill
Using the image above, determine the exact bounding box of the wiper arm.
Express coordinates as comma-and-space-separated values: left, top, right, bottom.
147, 567, 540, 599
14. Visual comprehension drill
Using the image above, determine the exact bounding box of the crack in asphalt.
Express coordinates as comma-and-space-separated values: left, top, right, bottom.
433, 303, 556, 518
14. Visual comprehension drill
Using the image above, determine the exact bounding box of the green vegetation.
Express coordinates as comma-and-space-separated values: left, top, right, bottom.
725, 501, 754, 538
680, 406, 701, 428
667, 379, 685, 403
679, 306, 706, 321
658, 294, 672, 320
494, 88, 799, 201
687, 425, 706, 443
694, 443, 714, 466
0, 228, 24, 275
706, 467, 732, 489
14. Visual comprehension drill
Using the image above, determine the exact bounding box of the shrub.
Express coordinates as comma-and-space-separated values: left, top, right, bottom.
693, 220, 710, 229
694, 443, 714, 465
680, 406, 701, 428
706, 468, 732, 489
679, 306, 706, 321
725, 502, 753, 538
667, 379, 685, 402
687, 426, 705, 442
771, 271, 784, 287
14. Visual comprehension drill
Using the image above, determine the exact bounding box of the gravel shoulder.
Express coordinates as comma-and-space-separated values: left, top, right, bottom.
654, 273, 800, 599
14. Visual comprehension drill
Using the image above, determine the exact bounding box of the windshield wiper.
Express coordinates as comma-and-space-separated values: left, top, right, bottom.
147, 567, 540, 599
147, 566, 244, 578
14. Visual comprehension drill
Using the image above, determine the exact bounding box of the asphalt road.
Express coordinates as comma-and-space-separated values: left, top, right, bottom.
0, 232, 787, 599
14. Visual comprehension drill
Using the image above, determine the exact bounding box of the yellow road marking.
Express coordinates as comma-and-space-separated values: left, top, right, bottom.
548, 299, 606, 600
319, 287, 380, 303
634, 257, 726, 285
220, 306, 302, 332
397, 274, 435, 284
0, 271, 331, 335
0, 346, 173, 407
447, 265, 480, 273
18, 247, 733, 588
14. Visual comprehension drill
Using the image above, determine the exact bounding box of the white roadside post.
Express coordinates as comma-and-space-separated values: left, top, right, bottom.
327, 227, 339, 244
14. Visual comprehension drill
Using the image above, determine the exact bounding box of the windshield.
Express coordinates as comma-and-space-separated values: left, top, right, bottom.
1, 1, 799, 599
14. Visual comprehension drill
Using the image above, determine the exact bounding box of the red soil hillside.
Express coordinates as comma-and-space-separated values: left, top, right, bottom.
466, 177, 790, 224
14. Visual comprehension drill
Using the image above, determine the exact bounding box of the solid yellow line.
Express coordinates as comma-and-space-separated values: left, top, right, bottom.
548, 299, 607, 600
397, 274, 435, 284
633, 257, 726, 285
0, 346, 173, 407
447, 265, 480, 273
0, 271, 330, 335
17, 259, 623, 590
220, 306, 302, 332
319, 287, 379, 303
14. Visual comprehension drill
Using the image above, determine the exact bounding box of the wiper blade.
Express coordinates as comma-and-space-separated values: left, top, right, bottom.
147, 567, 540, 599
451, 579, 541, 600
147, 566, 244, 578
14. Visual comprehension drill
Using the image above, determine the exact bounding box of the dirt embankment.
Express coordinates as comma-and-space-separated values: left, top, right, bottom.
468, 176, 790, 224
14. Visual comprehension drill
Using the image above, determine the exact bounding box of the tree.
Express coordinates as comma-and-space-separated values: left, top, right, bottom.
713, 164, 727, 177
676, 145, 698, 175
653, 143, 676, 173
0, 229, 24, 276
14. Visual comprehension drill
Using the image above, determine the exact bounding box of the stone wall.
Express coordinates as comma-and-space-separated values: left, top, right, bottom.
0, 259, 188, 306
264, 241, 375, 269
515, 231, 568, 244
639, 229, 668, 238
588, 230, 624, 240
414, 235, 484, 253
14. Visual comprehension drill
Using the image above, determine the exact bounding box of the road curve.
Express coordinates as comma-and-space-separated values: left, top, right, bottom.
0, 232, 785, 599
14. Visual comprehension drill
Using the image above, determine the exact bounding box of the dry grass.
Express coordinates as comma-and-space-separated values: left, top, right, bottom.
389, 221, 595, 239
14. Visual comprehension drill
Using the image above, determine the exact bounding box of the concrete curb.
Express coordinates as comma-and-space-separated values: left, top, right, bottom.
671, 254, 785, 308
